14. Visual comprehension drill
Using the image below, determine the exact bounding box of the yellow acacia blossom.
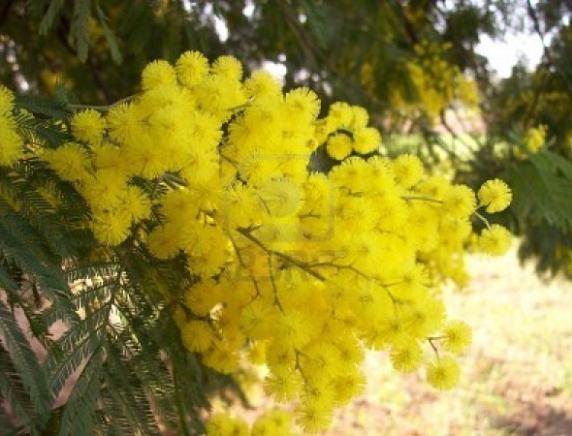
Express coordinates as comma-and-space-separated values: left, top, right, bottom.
525, 124, 547, 153
426, 356, 460, 390
1, 51, 515, 433
478, 178, 512, 213
0, 86, 24, 166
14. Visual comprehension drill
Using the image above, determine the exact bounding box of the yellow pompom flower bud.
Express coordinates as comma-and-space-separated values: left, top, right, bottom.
71, 109, 106, 145
184, 280, 221, 317
206, 414, 249, 436
92, 143, 122, 171
285, 87, 320, 122
258, 178, 303, 217
330, 370, 366, 405
392, 153, 424, 188
264, 370, 301, 403
478, 179, 512, 213
525, 124, 547, 153
390, 341, 423, 373
296, 401, 333, 433
251, 416, 276, 436
252, 410, 293, 436
201, 341, 240, 374
81, 169, 127, 208
327, 101, 353, 127
141, 60, 177, 91
426, 356, 460, 390
91, 209, 132, 246
268, 410, 292, 434
353, 126, 381, 154
239, 300, 276, 339
176, 50, 209, 87
350, 105, 369, 129
479, 224, 512, 256
247, 341, 267, 365
0, 85, 15, 114
442, 184, 476, 218
244, 70, 282, 98
326, 133, 352, 160
120, 185, 152, 222
181, 320, 214, 353
42, 142, 90, 182
0, 115, 23, 166
212, 55, 243, 81
442, 320, 472, 354
275, 312, 312, 348
205, 414, 232, 436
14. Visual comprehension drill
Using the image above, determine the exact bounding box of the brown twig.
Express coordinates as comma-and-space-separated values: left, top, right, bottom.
525, 0, 572, 124
0, 0, 14, 28
236, 227, 326, 281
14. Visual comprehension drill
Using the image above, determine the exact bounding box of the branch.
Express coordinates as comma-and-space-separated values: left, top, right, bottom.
526, 0, 572, 106
235, 228, 325, 281
267, 255, 284, 311
0, 0, 14, 28
392, 0, 420, 45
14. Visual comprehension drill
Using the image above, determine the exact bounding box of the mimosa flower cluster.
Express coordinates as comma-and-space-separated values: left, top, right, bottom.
0, 51, 512, 433
405, 41, 480, 120
513, 124, 547, 159
0, 87, 23, 166
360, 41, 478, 123
525, 124, 547, 154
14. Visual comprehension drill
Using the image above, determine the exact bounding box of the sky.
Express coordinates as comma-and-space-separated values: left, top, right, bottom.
476, 31, 545, 78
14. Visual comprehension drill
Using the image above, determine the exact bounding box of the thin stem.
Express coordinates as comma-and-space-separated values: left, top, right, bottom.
310, 261, 398, 304
427, 337, 440, 359
402, 195, 443, 205
67, 94, 137, 112
267, 255, 284, 312
68, 103, 113, 111
298, 213, 321, 219
473, 210, 491, 229
236, 228, 325, 281
294, 349, 310, 385
229, 234, 261, 300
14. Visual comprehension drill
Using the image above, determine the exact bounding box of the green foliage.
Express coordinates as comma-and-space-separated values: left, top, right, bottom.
458, 136, 572, 276
0, 1, 492, 114
0, 303, 52, 434
506, 151, 572, 230
502, 150, 572, 275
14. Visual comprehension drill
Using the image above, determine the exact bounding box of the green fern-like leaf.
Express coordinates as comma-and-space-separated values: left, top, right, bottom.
70, 0, 92, 62
505, 152, 572, 229
0, 303, 53, 431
